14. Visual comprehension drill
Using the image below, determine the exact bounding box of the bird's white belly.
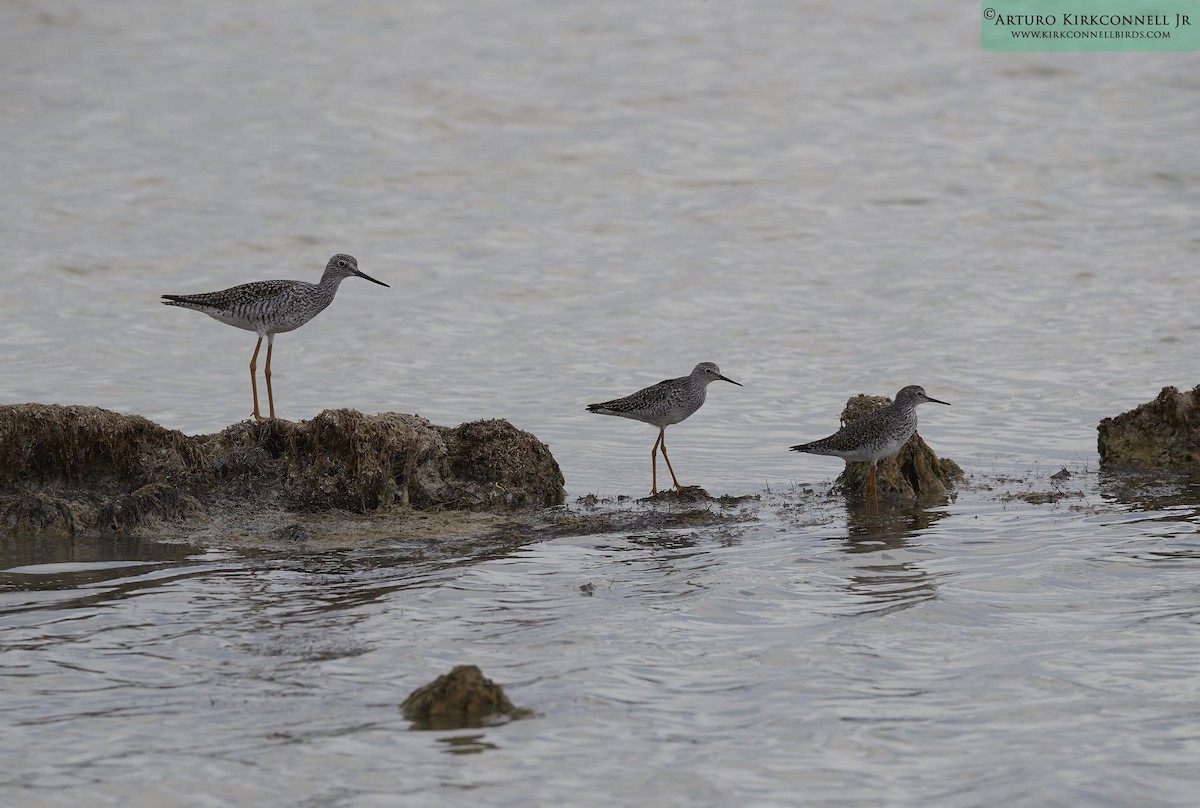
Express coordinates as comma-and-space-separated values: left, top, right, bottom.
209, 312, 261, 332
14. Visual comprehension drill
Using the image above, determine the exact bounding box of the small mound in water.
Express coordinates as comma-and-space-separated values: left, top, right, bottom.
832, 393, 963, 501
0, 404, 565, 539
400, 664, 531, 730
1098, 385, 1200, 469
640, 485, 712, 504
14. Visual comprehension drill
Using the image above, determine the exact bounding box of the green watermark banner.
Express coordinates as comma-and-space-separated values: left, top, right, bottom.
982, 0, 1200, 50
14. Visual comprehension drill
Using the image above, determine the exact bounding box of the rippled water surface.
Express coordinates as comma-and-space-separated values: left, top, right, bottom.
3, 0, 1200, 805
5, 485, 1200, 806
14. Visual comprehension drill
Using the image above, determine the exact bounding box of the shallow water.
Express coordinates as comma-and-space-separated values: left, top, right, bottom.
4, 478, 1200, 806
3, 0, 1200, 805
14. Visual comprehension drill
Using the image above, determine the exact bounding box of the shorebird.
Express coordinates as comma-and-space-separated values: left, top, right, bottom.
790, 385, 949, 508
587, 362, 742, 495
161, 253, 388, 421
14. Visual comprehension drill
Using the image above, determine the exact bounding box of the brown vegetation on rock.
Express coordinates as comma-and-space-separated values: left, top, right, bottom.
1098, 385, 1200, 468
0, 404, 203, 489
445, 419, 566, 509
0, 404, 565, 539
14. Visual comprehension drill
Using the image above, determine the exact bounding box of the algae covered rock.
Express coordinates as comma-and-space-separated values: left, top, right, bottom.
400, 664, 531, 730
832, 393, 962, 500
200, 410, 452, 512
1098, 385, 1200, 468
0, 404, 203, 489
203, 410, 565, 512
0, 405, 204, 536
445, 419, 566, 509
0, 404, 565, 539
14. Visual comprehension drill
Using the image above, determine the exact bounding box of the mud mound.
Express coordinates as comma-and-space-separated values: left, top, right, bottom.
400, 664, 531, 730
1098, 386, 1200, 469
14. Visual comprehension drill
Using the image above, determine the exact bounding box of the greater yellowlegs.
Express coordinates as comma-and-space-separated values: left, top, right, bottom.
161, 253, 388, 421
790, 385, 949, 507
587, 362, 742, 495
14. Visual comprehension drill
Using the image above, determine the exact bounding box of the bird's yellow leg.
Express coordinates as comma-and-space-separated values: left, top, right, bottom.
264, 336, 276, 420
249, 336, 265, 422
650, 429, 663, 496
659, 429, 683, 491
866, 464, 879, 510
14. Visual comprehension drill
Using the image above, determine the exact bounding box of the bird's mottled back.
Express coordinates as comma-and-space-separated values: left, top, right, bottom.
790, 385, 949, 464
586, 362, 741, 428
161, 253, 389, 336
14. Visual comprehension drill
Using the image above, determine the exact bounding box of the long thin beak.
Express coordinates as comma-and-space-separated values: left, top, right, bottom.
718, 374, 743, 387
354, 269, 390, 288
927, 396, 950, 405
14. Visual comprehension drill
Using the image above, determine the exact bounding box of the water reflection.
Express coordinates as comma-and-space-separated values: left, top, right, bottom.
837, 500, 953, 616
1, 532, 201, 572
611, 532, 699, 551
843, 495, 952, 545
0, 533, 539, 631
1099, 469, 1200, 518
582, 531, 722, 604
0, 535, 214, 618
588, 531, 709, 574
436, 733, 499, 755
1097, 469, 1200, 563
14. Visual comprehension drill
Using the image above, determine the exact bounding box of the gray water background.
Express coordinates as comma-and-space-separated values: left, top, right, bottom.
2, 1, 1199, 806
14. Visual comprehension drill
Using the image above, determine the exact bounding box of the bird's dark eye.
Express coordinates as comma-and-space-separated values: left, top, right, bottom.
337, 260, 347, 268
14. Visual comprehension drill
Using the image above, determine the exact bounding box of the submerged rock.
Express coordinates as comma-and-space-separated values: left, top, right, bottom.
553, 487, 759, 538
831, 393, 963, 501
400, 664, 531, 730
1098, 385, 1200, 468
0, 404, 565, 539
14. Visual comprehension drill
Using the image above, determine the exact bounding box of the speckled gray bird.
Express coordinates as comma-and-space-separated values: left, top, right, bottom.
587, 362, 742, 495
161, 253, 389, 421
790, 385, 949, 507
